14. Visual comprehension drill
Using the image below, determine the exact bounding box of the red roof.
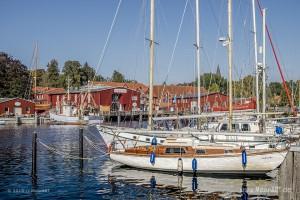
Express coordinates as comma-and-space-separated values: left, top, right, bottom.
92, 81, 148, 93
153, 85, 207, 98
32, 87, 65, 94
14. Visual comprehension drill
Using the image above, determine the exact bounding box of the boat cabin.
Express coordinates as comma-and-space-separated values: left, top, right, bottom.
216, 121, 260, 133
124, 145, 242, 157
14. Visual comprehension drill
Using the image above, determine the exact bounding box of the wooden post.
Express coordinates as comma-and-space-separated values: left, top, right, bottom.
79, 128, 83, 169
32, 131, 37, 179
117, 112, 121, 127
139, 112, 143, 128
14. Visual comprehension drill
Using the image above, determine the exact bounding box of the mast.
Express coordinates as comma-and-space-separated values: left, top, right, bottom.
251, 0, 259, 113
298, 80, 300, 108
148, 0, 155, 130
34, 42, 38, 124
228, 0, 233, 131
67, 76, 71, 102
262, 8, 266, 123
195, 0, 201, 115
34, 42, 38, 103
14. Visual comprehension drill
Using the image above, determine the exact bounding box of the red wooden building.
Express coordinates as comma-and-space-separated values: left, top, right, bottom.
0, 98, 35, 116
48, 86, 141, 113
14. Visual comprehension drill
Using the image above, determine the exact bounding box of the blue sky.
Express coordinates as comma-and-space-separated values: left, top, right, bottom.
0, 0, 299, 84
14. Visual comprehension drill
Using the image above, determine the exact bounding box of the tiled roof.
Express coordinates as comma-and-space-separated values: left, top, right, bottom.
32, 87, 66, 94
153, 85, 207, 98
92, 81, 149, 93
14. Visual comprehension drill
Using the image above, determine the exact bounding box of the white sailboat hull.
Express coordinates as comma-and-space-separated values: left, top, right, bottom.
110, 150, 287, 174
97, 125, 278, 149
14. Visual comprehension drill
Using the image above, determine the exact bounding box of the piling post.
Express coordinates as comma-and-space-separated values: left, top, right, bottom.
117, 112, 121, 127
32, 131, 37, 179
79, 128, 83, 169
139, 112, 143, 128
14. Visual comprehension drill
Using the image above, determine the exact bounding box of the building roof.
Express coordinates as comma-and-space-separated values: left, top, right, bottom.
153, 85, 207, 98
0, 98, 12, 103
32, 87, 66, 94
92, 81, 149, 93
0, 97, 35, 104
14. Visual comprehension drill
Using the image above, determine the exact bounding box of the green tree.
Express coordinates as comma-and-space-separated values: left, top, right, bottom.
31, 69, 47, 87
0, 52, 30, 98
111, 70, 125, 82
62, 60, 81, 88
80, 62, 96, 85
46, 59, 60, 87
208, 83, 220, 93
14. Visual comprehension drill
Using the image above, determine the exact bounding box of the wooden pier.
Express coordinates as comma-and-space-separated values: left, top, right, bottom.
279, 145, 300, 199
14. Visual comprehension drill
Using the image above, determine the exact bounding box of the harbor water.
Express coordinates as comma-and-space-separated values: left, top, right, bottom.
0, 125, 284, 199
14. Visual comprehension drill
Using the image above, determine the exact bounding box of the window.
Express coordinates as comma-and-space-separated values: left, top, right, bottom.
165, 148, 186, 154
220, 124, 228, 131
196, 149, 206, 154
241, 124, 250, 132
26, 107, 30, 112
146, 138, 150, 142
232, 124, 239, 131
160, 140, 164, 144
224, 150, 233, 154
5, 107, 9, 112
133, 136, 137, 140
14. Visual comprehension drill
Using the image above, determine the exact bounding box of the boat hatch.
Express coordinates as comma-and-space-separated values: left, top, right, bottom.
165, 148, 186, 154
196, 149, 206, 154
224, 149, 234, 154
241, 124, 250, 131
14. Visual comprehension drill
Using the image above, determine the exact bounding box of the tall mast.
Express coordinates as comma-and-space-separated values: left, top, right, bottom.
34, 42, 38, 102
298, 80, 300, 108
228, 0, 233, 131
148, 0, 155, 130
262, 8, 266, 123
195, 0, 201, 115
251, 0, 259, 113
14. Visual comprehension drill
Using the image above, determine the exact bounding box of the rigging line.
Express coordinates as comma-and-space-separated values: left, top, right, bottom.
211, 0, 225, 79
132, 0, 147, 82
156, 0, 189, 113
256, 0, 294, 112
92, 0, 123, 83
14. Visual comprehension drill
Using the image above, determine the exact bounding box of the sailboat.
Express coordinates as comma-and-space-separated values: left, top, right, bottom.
108, 0, 291, 175
97, 0, 297, 150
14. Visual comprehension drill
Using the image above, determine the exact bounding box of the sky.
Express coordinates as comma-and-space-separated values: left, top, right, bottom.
0, 0, 299, 85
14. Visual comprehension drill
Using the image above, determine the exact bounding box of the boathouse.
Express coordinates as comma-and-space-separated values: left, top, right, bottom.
48, 85, 141, 113
0, 98, 35, 116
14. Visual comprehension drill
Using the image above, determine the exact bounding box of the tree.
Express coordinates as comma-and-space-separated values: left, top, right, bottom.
0, 52, 30, 98
80, 62, 96, 85
216, 64, 221, 77
111, 70, 125, 82
62, 61, 81, 88
31, 69, 47, 87
208, 83, 220, 93
46, 59, 60, 87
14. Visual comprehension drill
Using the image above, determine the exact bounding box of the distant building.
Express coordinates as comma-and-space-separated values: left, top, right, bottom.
0, 98, 35, 116
32, 87, 66, 113
48, 85, 141, 113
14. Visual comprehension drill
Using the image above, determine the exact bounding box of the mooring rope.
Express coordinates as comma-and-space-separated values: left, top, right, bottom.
84, 135, 107, 153
37, 138, 109, 160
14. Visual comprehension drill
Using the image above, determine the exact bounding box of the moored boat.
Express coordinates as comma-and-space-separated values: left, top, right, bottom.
110, 144, 288, 175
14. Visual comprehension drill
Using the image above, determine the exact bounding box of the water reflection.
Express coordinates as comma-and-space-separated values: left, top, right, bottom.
102, 163, 279, 199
